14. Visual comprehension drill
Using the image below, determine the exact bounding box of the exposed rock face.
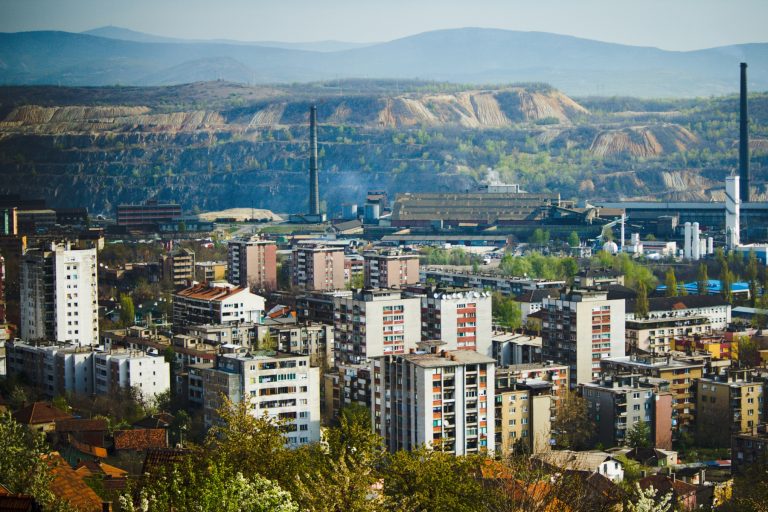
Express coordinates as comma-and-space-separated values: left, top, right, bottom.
589, 124, 698, 158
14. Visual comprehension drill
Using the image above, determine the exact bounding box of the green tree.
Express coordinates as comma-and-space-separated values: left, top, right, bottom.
721, 266, 733, 303
601, 225, 614, 242
551, 391, 595, 450
382, 447, 492, 512
347, 272, 365, 290
664, 269, 677, 297
625, 482, 673, 512
293, 405, 384, 511
635, 282, 650, 319
120, 453, 298, 512
568, 231, 580, 247
0, 412, 57, 508
119, 293, 135, 327
747, 250, 759, 306
697, 263, 709, 295
205, 397, 302, 490
626, 420, 652, 449
492, 292, 522, 330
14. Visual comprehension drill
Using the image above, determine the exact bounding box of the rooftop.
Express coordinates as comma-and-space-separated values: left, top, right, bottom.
175, 282, 248, 301
400, 349, 495, 368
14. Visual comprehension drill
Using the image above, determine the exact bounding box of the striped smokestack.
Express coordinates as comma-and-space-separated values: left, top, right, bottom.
739, 63, 750, 202
308, 105, 320, 216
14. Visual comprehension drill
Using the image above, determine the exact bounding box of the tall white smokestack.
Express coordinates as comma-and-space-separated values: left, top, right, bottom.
707, 237, 714, 255
621, 214, 626, 252
684, 222, 692, 259
725, 175, 741, 250
692, 222, 700, 260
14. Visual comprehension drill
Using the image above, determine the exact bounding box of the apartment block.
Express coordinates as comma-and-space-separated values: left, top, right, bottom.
160, 248, 195, 288
372, 349, 495, 455
581, 375, 674, 450
116, 200, 181, 227
363, 250, 419, 289
296, 290, 352, 324
495, 380, 554, 456
601, 354, 706, 435
625, 296, 730, 353
541, 289, 625, 388
228, 238, 277, 291
6, 340, 169, 399
411, 286, 493, 357
21, 242, 98, 346
420, 268, 564, 296
194, 261, 227, 283
697, 369, 765, 447
732, 424, 768, 474
495, 362, 570, 402
172, 282, 265, 329
492, 332, 543, 366
0, 234, 26, 327
291, 243, 345, 291
323, 363, 371, 421
6, 340, 93, 397
334, 289, 421, 365
200, 351, 321, 447
94, 350, 170, 399
672, 334, 736, 361
271, 322, 334, 368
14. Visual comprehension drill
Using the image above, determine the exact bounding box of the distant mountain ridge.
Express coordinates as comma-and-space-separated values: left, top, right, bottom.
82, 26, 375, 52
1, 27, 767, 96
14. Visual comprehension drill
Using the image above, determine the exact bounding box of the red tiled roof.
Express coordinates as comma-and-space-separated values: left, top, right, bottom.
141, 448, 192, 476
113, 429, 168, 451
46, 452, 104, 512
12, 402, 71, 425
0, 495, 39, 511
639, 475, 697, 497
175, 283, 247, 302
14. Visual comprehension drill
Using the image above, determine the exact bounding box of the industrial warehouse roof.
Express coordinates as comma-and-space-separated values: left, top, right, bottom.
392, 192, 563, 223
596, 201, 768, 210
382, 234, 508, 242
175, 283, 248, 301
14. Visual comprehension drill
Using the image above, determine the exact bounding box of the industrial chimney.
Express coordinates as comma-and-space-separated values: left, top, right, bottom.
308, 105, 320, 216
739, 63, 750, 202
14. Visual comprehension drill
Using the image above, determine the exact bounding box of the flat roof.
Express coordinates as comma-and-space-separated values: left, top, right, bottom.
400, 350, 495, 368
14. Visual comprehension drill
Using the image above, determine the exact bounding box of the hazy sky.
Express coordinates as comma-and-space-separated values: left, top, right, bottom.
2, 0, 767, 50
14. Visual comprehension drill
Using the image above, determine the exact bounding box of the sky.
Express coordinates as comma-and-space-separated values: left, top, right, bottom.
1, 0, 767, 51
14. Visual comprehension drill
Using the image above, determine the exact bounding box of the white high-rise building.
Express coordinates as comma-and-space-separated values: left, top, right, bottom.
200, 351, 321, 447
21, 242, 98, 346
411, 287, 493, 357
93, 350, 171, 399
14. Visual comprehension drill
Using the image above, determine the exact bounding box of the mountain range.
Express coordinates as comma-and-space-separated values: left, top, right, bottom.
0, 27, 766, 97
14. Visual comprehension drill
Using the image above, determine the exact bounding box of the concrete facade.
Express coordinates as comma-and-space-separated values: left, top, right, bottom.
372, 349, 495, 455
291, 244, 345, 291
541, 289, 625, 388
228, 238, 277, 291
21, 242, 98, 346
334, 289, 421, 365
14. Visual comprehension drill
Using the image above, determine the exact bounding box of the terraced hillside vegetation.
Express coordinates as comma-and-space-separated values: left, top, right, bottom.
0, 81, 765, 215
